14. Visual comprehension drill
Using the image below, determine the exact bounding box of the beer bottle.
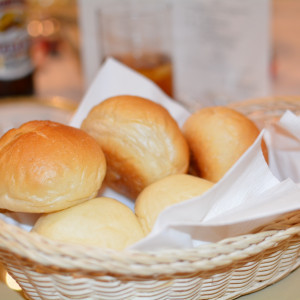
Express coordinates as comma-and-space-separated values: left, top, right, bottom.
0, 0, 34, 97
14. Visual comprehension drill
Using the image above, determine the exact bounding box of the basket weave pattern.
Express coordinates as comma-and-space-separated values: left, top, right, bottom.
0, 212, 299, 300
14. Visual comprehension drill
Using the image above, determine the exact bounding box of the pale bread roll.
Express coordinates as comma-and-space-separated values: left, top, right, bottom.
81, 95, 189, 199
0, 120, 106, 213
135, 174, 214, 234
183, 106, 268, 182
32, 197, 145, 250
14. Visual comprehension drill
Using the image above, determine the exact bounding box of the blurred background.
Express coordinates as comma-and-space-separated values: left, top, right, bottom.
1, 0, 300, 107
20, 0, 83, 102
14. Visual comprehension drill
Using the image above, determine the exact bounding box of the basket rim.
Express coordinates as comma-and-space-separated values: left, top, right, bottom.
229, 95, 300, 107
229, 95, 300, 119
0, 214, 299, 277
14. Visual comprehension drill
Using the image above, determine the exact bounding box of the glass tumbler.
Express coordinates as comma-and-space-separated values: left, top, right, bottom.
99, 1, 174, 97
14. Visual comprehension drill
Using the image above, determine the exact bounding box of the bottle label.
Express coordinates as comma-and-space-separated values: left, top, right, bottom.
0, 0, 33, 80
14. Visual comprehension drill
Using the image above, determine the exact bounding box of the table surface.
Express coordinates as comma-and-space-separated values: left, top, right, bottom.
1, 267, 299, 300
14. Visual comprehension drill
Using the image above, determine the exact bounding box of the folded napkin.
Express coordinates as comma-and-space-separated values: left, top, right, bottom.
132, 132, 300, 250
265, 110, 300, 183
69, 59, 300, 250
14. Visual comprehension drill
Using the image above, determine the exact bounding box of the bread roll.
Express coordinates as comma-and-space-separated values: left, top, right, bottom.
135, 174, 214, 234
183, 106, 268, 182
0, 120, 106, 213
32, 197, 145, 250
81, 95, 189, 199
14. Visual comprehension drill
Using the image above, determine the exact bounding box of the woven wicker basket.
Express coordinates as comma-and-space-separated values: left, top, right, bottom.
0, 96, 299, 300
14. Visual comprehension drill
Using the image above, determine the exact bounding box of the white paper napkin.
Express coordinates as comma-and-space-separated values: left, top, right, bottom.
265, 110, 300, 183
69, 59, 300, 250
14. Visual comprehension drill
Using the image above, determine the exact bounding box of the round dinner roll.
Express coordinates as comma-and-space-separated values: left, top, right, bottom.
135, 174, 214, 234
0, 120, 106, 213
182, 106, 268, 182
81, 95, 189, 199
32, 197, 145, 250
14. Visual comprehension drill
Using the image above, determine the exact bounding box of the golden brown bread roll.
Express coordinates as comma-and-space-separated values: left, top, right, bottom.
32, 197, 145, 250
0, 120, 106, 213
135, 174, 214, 234
81, 95, 189, 199
182, 106, 268, 182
